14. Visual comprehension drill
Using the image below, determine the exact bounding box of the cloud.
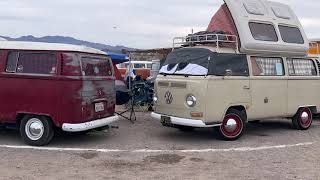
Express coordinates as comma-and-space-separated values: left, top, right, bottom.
0, 0, 318, 49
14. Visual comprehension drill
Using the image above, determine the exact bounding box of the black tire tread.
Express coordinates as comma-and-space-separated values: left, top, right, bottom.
20, 115, 54, 146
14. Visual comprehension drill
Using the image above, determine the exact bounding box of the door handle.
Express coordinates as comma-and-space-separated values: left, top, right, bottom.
243, 86, 250, 90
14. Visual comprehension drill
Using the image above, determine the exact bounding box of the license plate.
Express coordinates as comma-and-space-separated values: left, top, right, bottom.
95, 102, 104, 112
160, 116, 172, 126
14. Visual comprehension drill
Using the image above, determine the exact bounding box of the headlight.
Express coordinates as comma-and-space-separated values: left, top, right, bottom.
186, 95, 197, 107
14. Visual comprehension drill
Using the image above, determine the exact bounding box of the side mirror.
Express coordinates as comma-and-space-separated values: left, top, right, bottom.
225, 69, 232, 76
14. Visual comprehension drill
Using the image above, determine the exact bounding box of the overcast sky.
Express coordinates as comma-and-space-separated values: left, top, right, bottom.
0, 0, 319, 49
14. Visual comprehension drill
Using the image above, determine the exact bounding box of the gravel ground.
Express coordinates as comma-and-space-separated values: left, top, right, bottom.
0, 112, 319, 180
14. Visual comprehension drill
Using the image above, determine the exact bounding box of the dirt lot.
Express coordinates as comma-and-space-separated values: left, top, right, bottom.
0, 112, 320, 180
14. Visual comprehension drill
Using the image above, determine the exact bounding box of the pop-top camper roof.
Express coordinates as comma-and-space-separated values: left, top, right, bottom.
206, 0, 309, 56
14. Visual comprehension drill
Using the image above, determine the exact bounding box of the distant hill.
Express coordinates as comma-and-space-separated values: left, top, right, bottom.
0, 35, 135, 54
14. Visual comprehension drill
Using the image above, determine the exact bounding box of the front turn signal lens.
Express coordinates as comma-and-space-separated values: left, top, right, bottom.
190, 112, 203, 118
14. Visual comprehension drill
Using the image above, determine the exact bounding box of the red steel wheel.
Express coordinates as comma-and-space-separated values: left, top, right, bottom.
219, 110, 245, 140
293, 107, 313, 130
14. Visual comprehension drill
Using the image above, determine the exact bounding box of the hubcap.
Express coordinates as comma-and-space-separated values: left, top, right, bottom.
301, 112, 309, 124
224, 119, 237, 133
25, 118, 44, 141
221, 114, 242, 138
300, 109, 312, 127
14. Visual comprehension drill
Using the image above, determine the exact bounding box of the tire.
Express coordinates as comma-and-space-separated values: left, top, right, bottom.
248, 120, 261, 124
218, 109, 246, 140
175, 125, 195, 132
20, 115, 54, 146
292, 107, 313, 130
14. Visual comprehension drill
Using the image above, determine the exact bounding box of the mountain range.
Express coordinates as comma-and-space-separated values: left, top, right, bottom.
0, 35, 135, 54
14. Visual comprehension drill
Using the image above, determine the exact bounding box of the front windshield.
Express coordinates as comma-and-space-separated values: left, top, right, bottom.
160, 48, 249, 76
160, 48, 211, 76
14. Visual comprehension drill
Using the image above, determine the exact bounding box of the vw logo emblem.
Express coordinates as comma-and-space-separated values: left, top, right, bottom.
164, 91, 173, 104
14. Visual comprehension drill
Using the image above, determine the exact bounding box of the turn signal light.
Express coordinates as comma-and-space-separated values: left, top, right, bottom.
190, 112, 203, 118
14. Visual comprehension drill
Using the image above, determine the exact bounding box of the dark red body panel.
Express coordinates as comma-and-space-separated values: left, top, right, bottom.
0, 50, 115, 127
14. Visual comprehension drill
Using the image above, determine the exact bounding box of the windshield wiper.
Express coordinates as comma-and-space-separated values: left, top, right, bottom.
213, 74, 225, 76
159, 72, 172, 76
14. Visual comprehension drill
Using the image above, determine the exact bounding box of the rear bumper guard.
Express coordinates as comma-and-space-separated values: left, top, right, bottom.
62, 115, 119, 132
151, 112, 220, 128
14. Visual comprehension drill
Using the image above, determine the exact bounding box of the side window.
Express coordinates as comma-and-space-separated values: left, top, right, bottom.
134, 63, 145, 69
61, 53, 81, 76
6, 52, 56, 75
81, 56, 113, 77
249, 22, 278, 42
17, 53, 57, 74
287, 59, 317, 76
6, 52, 19, 73
279, 25, 304, 44
210, 54, 249, 76
251, 57, 284, 76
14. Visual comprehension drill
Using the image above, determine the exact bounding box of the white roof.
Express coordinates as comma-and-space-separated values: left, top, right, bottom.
309, 39, 320, 43
0, 41, 106, 55
224, 0, 309, 56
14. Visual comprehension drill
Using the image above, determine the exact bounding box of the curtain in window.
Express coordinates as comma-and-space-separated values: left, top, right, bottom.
287, 60, 295, 75
289, 59, 316, 76
255, 57, 282, 76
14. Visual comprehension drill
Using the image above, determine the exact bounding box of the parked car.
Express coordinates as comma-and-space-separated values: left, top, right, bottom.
151, 0, 318, 140
117, 61, 152, 80
0, 41, 118, 146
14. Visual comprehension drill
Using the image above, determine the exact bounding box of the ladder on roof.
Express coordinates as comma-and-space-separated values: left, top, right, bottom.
172, 33, 239, 52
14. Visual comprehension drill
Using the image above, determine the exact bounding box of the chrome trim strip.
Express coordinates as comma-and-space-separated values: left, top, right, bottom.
151, 112, 221, 128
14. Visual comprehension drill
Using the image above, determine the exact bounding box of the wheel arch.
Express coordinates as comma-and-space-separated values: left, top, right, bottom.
297, 106, 317, 115
225, 105, 248, 122
16, 113, 57, 127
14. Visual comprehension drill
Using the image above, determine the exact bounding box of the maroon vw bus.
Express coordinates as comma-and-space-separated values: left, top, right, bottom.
0, 41, 118, 146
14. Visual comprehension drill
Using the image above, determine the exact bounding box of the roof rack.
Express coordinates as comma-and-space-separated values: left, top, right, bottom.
172, 33, 239, 52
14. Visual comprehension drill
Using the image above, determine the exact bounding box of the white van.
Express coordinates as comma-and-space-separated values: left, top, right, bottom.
151, 0, 319, 140
117, 61, 152, 69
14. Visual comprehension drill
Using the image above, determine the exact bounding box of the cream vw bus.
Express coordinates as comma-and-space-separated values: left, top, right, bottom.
151, 0, 320, 140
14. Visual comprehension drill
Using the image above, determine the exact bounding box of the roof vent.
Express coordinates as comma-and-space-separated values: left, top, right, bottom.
243, 0, 265, 15
271, 6, 291, 19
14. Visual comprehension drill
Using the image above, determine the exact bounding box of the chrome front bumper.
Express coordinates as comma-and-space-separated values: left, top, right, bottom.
62, 115, 119, 132
151, 112, 220, 128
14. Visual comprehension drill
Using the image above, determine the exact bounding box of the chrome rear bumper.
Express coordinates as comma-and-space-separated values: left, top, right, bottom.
62, 115, 119, 132
151, 112, 220, 128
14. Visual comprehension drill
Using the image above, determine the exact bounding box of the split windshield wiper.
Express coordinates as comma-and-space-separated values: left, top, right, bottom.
160, 72, 190, 77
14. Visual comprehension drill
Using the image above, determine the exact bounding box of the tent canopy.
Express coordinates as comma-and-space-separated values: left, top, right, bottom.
107, 52, 129, 64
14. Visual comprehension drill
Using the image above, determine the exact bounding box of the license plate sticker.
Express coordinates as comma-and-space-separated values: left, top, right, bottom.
95, 102, 105, 112
160, 116, 171, 125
